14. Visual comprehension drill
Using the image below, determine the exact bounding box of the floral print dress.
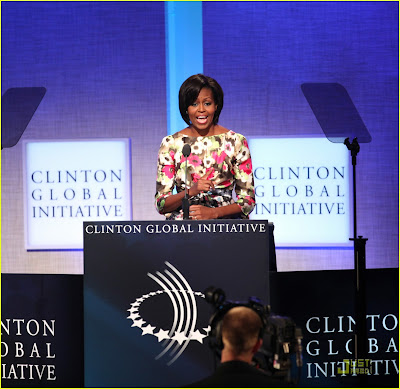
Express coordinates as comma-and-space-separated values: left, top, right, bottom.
155, 130, 256, 220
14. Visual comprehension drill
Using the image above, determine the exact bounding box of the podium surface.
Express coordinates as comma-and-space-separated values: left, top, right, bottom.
84, 220, 271, 387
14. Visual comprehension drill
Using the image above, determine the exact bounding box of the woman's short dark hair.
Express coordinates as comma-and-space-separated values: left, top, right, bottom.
179, 74, 224, 125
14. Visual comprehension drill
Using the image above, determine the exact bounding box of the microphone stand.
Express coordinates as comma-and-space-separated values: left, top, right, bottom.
182, 144, 191, 219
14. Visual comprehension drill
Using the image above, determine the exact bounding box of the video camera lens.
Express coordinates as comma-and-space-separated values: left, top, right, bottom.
204, 286, 226, 307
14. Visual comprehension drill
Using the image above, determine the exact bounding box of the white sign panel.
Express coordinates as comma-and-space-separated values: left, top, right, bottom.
248, 137, 351, 246
24, 139, 132, 249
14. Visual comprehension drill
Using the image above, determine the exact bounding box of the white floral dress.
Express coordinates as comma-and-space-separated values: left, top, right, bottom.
155, 130, 256, 220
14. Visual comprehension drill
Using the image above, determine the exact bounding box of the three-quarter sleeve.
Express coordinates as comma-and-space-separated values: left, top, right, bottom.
232, 135, 256, 217
155, 136, 176, 214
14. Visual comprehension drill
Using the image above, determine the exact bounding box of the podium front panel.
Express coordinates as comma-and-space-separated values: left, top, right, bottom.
83, 220, 270, 387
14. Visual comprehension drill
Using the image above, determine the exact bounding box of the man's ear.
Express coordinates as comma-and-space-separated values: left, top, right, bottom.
252, 338, 263, 354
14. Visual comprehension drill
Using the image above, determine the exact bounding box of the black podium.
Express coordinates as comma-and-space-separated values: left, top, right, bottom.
83, 220, 272, 387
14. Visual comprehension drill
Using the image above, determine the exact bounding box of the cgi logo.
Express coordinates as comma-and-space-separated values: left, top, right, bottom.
127, 262, 210, 365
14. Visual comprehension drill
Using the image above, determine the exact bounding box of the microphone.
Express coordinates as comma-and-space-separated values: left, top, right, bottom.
182, 143, 191, 158
182, 144, 191, 219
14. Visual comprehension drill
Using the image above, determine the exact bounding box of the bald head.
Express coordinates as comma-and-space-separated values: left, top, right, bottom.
221, 306, 263, 356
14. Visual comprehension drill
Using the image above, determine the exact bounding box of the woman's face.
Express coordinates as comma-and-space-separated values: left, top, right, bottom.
187, 87, 217, 132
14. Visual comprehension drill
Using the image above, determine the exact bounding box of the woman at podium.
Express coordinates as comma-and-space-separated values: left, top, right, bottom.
155, 74, 255, 220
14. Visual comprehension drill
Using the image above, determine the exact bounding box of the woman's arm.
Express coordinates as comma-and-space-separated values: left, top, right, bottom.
155, 136, 177, 214
232, 136, 256, 217
189, 203, 242, 220
160, 174, 215, 214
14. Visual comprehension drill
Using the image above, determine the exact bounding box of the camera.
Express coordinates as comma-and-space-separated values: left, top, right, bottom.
204, 286, 303, 382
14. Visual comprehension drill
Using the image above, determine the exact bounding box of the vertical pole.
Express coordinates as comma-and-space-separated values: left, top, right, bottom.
352, 157, 357, 239
346, 138, 368, 384
353, 236, 368, 386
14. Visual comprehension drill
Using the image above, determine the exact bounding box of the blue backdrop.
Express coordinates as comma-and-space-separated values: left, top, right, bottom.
1, 1, 398, 273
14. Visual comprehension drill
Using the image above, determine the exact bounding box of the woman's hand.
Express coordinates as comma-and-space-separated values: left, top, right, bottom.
189, 173, 214, 197
189, 205, 218, 220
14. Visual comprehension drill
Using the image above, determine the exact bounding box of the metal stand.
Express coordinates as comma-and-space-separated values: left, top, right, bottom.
302, 83, 372, 385
345, 138, 368, 385
182, 144, 191, 219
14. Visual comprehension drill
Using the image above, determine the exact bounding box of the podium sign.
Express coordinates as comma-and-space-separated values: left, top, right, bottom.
84, 220, 270, 387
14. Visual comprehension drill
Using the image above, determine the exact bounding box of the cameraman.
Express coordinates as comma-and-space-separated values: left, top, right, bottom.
186, 306, 290, 387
